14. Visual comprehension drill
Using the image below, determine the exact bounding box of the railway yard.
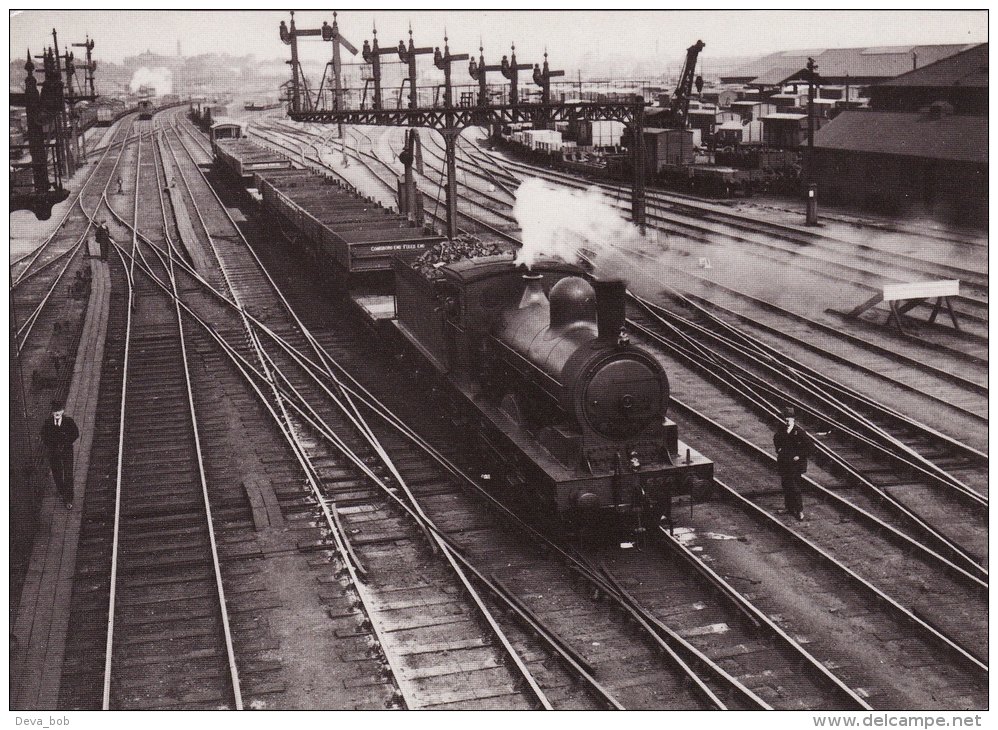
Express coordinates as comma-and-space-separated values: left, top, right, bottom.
8, 10, 989, 716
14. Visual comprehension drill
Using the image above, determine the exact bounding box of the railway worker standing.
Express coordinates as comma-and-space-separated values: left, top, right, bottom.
774, 406, 809, 521
40, 399, 80, 510
95, 222, 111, 260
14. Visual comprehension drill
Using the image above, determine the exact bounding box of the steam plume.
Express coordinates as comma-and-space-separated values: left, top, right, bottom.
512, 177, 645, 270
129, 67, 173, 96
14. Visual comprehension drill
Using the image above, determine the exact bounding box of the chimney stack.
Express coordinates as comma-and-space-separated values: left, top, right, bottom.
518, 273, 547, 309
593, 278, 626, 340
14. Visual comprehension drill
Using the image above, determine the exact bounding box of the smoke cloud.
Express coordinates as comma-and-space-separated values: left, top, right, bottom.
129, 67, 173, 96
512, 177, 645, 270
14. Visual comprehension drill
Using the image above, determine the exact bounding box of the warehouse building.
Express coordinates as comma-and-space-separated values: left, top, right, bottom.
812, 43, 987, 225
720, 43, 974, 87
867, 42, 987, 114
812, 104, 987, 224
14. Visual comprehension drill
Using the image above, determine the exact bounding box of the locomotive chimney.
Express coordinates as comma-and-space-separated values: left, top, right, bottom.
593, 278, 626, 340
518, 273, 547, 309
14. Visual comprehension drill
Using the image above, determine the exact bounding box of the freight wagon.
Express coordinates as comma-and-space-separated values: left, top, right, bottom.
213, 138, 292, 182
208, 119, 244, 144
253, 167, 443, 287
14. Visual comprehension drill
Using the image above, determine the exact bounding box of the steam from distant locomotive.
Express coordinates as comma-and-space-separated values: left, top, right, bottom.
129, 67, 173, 96
512, 178, 644, 271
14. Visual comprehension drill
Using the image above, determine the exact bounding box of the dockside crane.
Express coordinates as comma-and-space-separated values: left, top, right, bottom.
667, 39, 705, 128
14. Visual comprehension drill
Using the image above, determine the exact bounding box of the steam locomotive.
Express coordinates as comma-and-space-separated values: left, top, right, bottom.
213, 137, 712, 534
392, 255, 713, 533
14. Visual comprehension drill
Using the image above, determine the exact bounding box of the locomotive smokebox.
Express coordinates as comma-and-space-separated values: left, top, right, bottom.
593, 278, 627, 340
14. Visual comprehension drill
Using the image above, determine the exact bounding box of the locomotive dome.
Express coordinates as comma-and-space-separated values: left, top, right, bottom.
549, 276, 597, 329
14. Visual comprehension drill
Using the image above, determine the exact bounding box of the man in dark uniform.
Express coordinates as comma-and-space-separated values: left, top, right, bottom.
40, 399, 80, 510
773, 406, 809, 521
95, 222, 111, 260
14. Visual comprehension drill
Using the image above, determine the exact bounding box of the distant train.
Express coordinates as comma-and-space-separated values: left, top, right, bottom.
211, 136, 712, 534
137, 99, 153, 121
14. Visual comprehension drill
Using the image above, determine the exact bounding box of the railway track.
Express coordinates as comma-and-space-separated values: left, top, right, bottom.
152, 111, 888, 708
426, 133, 989, 358
11, 120, 140, 353
58, 125, 245, 709
347, 125, 988, 435
178, 115, 984, 704
162, 113, 597, 710
463, 136, 989, 291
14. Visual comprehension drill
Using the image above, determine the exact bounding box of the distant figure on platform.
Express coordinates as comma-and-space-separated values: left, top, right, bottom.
95, 222, 111, 260
773, 406, 809, 521
116, 175, 124, 195
40, 399, 80, 510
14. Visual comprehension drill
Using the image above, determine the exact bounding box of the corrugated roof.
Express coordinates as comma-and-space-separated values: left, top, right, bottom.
876, 43, 987, 88
762, 113, 808, 120
727, 43, 973, 85
813, 110, 988, 163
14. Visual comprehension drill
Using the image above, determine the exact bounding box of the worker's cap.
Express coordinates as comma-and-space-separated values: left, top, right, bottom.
783, 406, 795, 417
51, 398, 65, 411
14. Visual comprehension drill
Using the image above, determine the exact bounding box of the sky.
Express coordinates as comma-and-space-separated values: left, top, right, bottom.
9, 9, 988, 71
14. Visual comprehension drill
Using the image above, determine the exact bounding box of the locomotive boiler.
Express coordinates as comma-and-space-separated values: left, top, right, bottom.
393, 255, 713, 533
